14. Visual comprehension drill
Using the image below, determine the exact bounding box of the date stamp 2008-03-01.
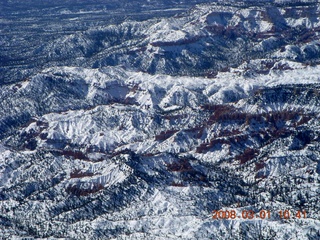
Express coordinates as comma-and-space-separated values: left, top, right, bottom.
212, 209, 307, 220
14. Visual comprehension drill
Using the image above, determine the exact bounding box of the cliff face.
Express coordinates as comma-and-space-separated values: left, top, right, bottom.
0, 0, 320, 239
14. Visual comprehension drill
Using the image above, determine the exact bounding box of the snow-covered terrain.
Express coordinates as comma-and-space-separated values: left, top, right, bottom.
0, 0, 320, 239
1, 0, 320, 84
0, 62, 320, 238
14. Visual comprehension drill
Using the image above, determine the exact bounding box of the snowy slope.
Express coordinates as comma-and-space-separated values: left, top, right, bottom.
0, 63, 320, 238
1, 0, 320, 83
1, 0, 320, 239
